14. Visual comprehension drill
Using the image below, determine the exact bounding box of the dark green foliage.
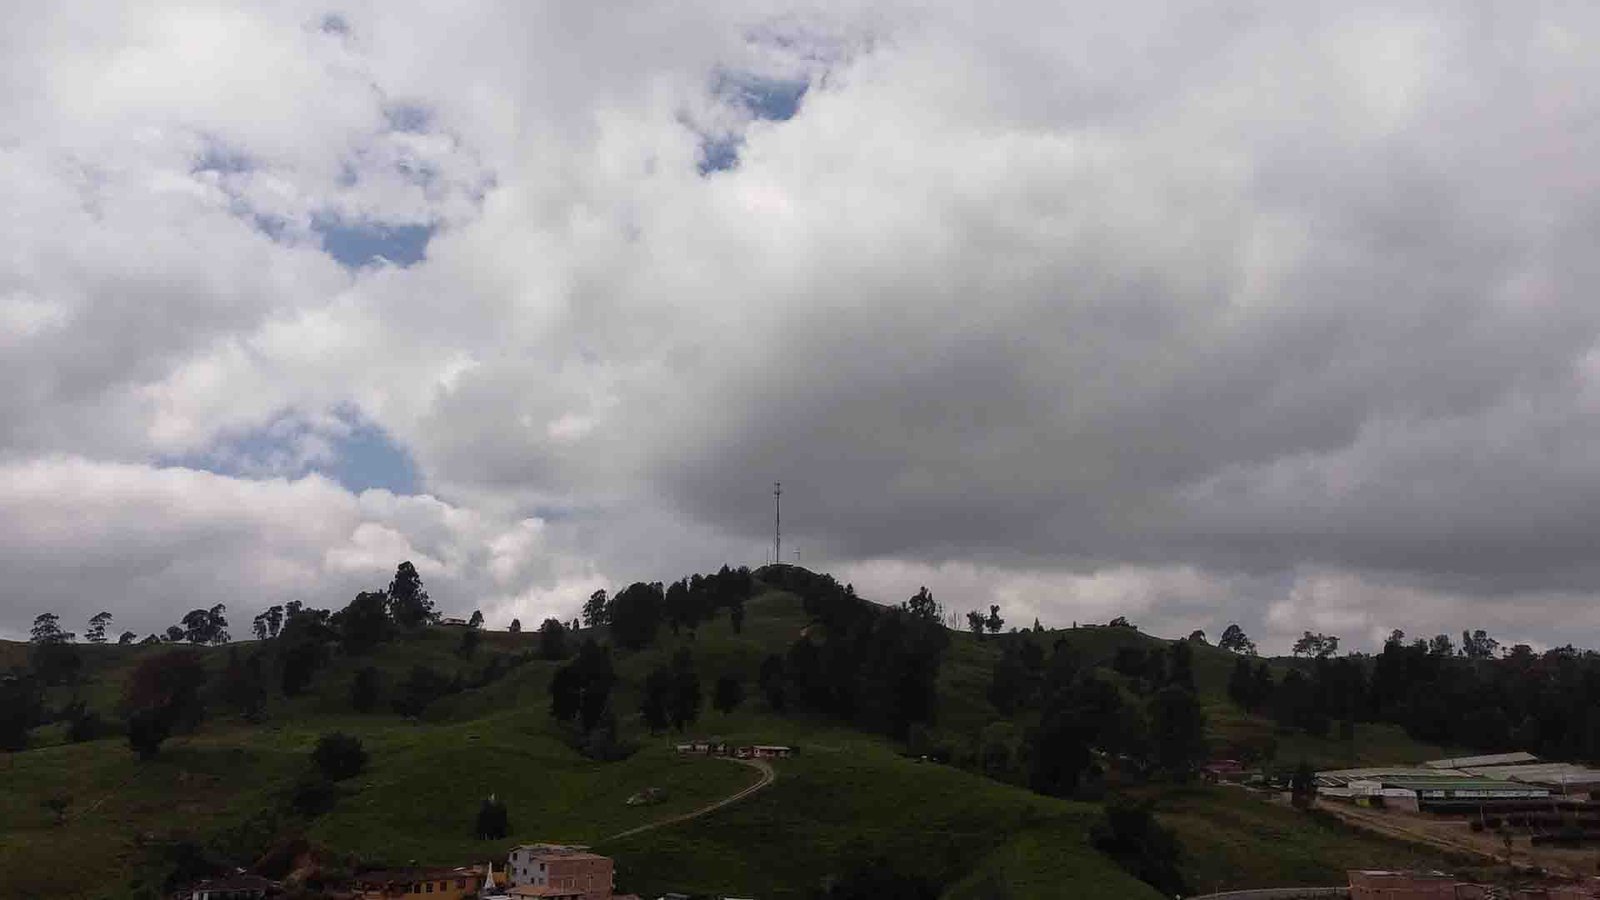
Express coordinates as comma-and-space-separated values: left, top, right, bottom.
1291, 631, 1339, 659
537, 618, 568, 660
0, 674, 42, 751
311, 733, 368, 781
1091, 798, 1188, 896
966, 610, 985, 637
1218, 623, 1256, 655
219, 648, 267, 722
85, 612, 112, 644
759, 654, 787, 712
713, 675, 744, 714
581, 589, 609, 627
457, 628, 480, 658
29, 640, 81, 686
349, 666, 380, 713
276, 605, 334, 697
816, 855, 939, 899
164, 625, 185, 643
30, 613, 70, 644
640, 667, 672, 733
761, 567, 949, 739
609, 582, 664, 650
468, 610, 483, 629
180, 604, 230, 644
392, 665, 451, 718
984, 604, 1003, 634
333, 591, 390, 654
987, 637, 1044, 716
475, 794, 509, 840
126, 707, 171, 760
1150, 685, 1205, 777
669, 648, 701, 731
549, 640, 616, 732
122, 649, 210, 758
289, 776, 338, 818
902, 586, 940, 624
1291, 760, 1317, 807
117, 631, 136, 645
386, 561, 435, 628
1164, 640, 1194, 691
508, 618, 521, 633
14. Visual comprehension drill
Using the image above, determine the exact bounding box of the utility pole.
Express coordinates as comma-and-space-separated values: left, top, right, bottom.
773, 482, 782, 567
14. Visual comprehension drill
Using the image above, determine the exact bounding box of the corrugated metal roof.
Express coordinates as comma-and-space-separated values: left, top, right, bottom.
1423, 751, 1540, 769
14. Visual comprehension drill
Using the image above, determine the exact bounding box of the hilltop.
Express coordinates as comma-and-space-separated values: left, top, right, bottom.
0, 570, 1461, 898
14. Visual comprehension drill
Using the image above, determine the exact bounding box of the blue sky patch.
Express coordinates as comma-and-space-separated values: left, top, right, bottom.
718, 72, 810, 122
163, 409, 422, 495
317, 220, 434, 267
698, 135, 744, 175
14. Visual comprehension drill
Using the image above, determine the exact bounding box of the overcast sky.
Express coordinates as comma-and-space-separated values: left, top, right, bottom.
4, 2, 1600, 653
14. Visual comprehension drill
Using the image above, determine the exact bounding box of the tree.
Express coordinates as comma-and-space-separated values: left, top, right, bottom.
392, 665, 451, 718
1291, 631, 1339, 659
549, 640, 616, 732
759, 654, 787, 712
264, 605, 284, 639
609, 582, 664, 650
387, 561, 435, 628
180, 605, 229, 644
85, 612, 112, 644
1218, 623, 1257, 655
508, 618, 522, 634
334, 591, 390, 654
1150, 685, 1206, 777
0, 673, 43, 752
1290, 760, 1317, 808
1187, 629, 1208, 644
903, 587, 941, 624
252, 613, 270, 641
960, 605, 985, 634
219, 648, 266, 722
985, 604, 1004, 634
1091, 798, 1188, 897
713, 675, 744, 714
123, 650, 207, 759
475, 794, 509, 840
639, 667, 672, 733
312, 732, 368, 781
164, 625, 185, 642
117, 631, 136, 645
290, 776, 338, 818
669, 648, 702, 731
966, 610, 985, 637
537, 618, 568, 660
468, 610, 484, 629
456, 628, 480, 659
1108, 616, 1132, 628
30, 613, 70, 645
1463, 629, 1499, 660
350, 666, 381, 713
1428, 633, 1456, 657
581, 589, 609, 628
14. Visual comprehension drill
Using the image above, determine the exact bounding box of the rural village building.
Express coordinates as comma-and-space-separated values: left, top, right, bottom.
188, 873, 278, 900
353, 865, 486, 898
506, 844, 613, 900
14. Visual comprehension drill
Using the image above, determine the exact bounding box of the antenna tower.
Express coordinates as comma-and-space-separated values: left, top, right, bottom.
773, 482, 782, 567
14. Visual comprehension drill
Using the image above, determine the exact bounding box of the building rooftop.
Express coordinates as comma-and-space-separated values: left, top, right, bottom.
511, 843, 607, 861
1424, 751, 1540, 769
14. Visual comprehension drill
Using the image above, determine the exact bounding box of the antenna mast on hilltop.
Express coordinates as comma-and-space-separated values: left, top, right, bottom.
773, 482, 782, 567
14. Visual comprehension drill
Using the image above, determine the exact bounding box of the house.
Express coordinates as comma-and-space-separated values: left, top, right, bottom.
189, 874, 278, 900
353, 866, 485, 899
751, 745, 792, 759
506, 844, 613, 900
508, 888, 585, 899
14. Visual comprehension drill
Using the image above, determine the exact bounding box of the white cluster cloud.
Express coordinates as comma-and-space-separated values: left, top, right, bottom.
5, 1, 1600, 651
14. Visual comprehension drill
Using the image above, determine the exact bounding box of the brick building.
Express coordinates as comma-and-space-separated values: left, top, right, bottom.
506, 844, 613, 900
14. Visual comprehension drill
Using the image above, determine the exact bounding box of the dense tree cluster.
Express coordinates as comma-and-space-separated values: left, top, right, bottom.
757, 566, 950, 740
122, 650, 207, 759
982, 636, 1206, 797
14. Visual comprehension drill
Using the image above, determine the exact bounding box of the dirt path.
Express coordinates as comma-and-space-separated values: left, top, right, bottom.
601, 757, 775, 844
1318, 801, 1595, 878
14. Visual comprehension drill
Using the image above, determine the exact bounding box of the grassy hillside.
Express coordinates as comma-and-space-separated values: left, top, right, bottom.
0, 584, 1462, 898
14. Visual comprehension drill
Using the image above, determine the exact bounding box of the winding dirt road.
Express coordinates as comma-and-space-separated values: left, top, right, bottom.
601, 757, 775, 843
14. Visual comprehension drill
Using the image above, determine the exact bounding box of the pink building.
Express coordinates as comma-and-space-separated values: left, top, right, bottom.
506, 844, 613, 900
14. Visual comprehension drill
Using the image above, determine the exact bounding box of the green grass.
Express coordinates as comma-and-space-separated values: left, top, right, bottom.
0, 589, 1479, 898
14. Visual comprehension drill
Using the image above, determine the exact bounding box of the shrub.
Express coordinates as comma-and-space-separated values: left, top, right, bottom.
311, 732, 368, 781
290, 776, 338, 818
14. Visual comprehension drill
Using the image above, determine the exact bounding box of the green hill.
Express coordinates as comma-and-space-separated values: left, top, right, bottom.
0, 581, 1456, 898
